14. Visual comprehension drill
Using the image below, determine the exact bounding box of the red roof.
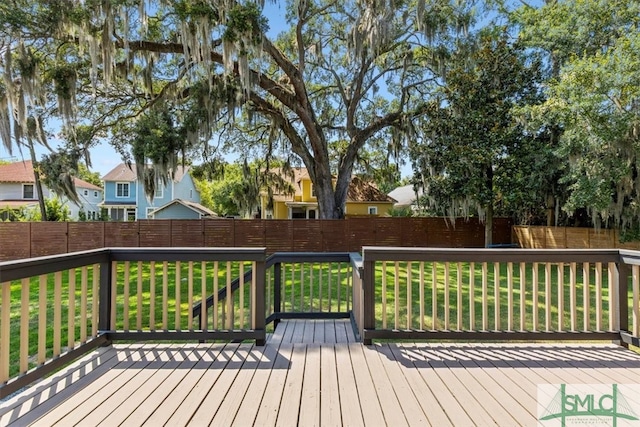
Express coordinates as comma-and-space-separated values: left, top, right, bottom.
0, 160, 103, 192
0, 161, 36, 183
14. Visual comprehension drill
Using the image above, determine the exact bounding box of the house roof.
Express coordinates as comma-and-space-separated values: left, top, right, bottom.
73, 177, 103, 191
0, 161, 36, 183
0, 161, 103, 193
103, 163, 191, 182
347, 176, 396, 203
150, 199, 217, 217
388, 184, 422, 207
269, 167, 395, 203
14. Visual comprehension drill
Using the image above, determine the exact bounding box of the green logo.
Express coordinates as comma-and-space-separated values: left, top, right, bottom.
539, 384, 640, 426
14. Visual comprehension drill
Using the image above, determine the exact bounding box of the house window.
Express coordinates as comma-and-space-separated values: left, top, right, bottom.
146, 207, 156, 219
308, 209, 316, 219
94, 191, 98, 198
310, 184, 316, 198
22, 184, 34, 199
156, 181, 163, 198
116, 182, 130, 198
368, 206, 378, 215
126, 209, 136, 221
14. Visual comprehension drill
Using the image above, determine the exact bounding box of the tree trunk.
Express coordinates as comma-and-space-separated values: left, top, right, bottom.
485, 165, 494, 247
27, 140, 47, 221
485, 203, 493, 248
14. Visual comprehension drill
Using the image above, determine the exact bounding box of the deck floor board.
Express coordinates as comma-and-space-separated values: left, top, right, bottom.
4, 320, 640, 427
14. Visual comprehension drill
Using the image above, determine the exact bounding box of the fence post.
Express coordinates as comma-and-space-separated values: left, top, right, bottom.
98, 254, 113, 341
362, 250, 376, 345
253, 253, 266, 346
618, 261, 630, 345
273, 262, 282, 328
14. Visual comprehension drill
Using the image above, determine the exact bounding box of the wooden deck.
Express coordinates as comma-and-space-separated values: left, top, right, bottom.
3, 319, 640, 426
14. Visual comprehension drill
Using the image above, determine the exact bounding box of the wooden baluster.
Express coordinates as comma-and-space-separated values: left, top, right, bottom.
557, 264, 564, 332
162, 262, 169, 330
213, 261, 219, 330
382, 261, 387, 330
39, 275, 47, 364
545, 263, 551, 332
149, 262, 156, 331
68, 269, 76, 350
328, 264, 332, 312
608, 262, 618, 332
532, 263, 538, 332
81, 267, 88, 343
507, 262, 513, 332
519, 263, 526, 332
239, 262, 245, 329
175, 261, 182, 331
583, 262, 590, 331
457, 263, 463, 331
469, 262, 475, 331
188, 261, 194, 330
432, 262, 438, 330
92, 265, 99, 337
226, 261, 233, 330
633, 265, 640, 337
444, 262, 450, 330
136, 261, 143, 331
570, 262, 577, 332
595, 262, 602, 332
0, 281, 10, 383
54, 271, 62, 357
394, 261, 400, 330
123, 262, 130, 331
419, 261, 425, 331
494, 262, 500, 331
407, 261, 413, 330
201, 261, 207, 330
482, 262, 488, 331
20, 278, 29, 373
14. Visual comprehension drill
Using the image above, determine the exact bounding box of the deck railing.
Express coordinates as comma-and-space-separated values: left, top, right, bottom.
359, 247, 639, 345
0, 247, 266, 398
2, 246, 640, 398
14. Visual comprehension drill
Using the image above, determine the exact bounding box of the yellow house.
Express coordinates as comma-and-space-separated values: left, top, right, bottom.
260, 168, 396, 219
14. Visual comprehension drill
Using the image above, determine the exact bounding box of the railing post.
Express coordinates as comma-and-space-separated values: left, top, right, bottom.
362, 252, 376, 345
98, 256, 113, 341
273, 262, 282, 328
254, 255, 266, 346
618, 261, 630, 345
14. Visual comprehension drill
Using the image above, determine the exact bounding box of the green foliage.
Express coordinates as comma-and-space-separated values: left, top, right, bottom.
411, 32, 545, 224
514, 0, 640, 228
23, 197, 71, 221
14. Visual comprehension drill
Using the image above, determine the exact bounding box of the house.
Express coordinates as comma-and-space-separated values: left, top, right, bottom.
70, 178, 104, 220
260, 168, 396, 219
388, 184, 423, 210
0, 160, 103, 220
100, 163, 201, 221
149, 199, 217, 219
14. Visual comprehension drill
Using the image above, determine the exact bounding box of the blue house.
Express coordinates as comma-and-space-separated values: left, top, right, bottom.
100, 163, 202, 221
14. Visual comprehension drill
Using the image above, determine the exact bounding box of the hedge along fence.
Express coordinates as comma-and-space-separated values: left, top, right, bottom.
513, 226, 640, 250
0, 217, 513, 261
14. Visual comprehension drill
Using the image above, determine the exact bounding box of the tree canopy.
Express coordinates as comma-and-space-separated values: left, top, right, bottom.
0, 0, 475, 218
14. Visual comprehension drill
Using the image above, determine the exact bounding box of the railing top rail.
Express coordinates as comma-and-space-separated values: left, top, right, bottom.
361, 246, 622, 263
619, 249, 640, 266
266, 252, 354, 268
109, 247, 267, 262
0, 248, 110, 282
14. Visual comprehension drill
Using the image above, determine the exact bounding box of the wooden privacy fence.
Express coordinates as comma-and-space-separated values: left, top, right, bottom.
0, 217, 513, 261
513, 225, 640, 249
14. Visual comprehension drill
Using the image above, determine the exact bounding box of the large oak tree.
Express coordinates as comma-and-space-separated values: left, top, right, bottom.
1, 0, 474, 218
